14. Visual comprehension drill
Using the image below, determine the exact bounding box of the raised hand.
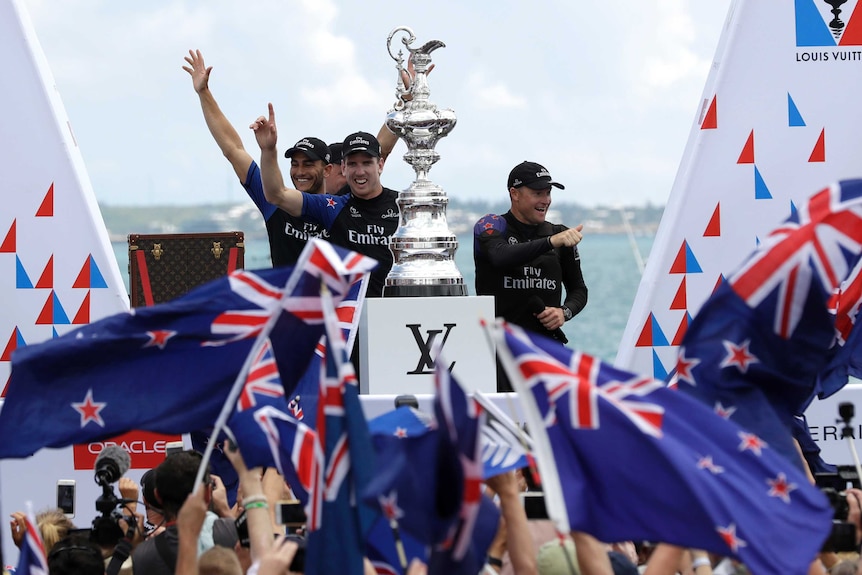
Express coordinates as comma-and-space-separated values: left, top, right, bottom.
182, 49, 212, 94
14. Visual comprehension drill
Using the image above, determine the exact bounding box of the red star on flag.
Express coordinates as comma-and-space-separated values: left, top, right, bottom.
716, 523, 747, 553
72, 388, 106, 428
326, 198, 337, 209
696, 455, 725, 475
713, 402, 736, 419
670, 349, 700, 387
719, 339, 758, 373
767, 472, 797, 503
144, 330, 177, 350
394, 427, 408, 438
378, 491, 404, 521
737, 432, 767, 456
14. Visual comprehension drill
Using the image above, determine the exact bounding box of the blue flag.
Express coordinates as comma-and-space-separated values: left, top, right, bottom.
0, 239, 376, 459
494, 322, 832, 575
305, 286, 378, 575
670, 180, 862, 466
817, 255, 862, 399
427, 363, 500, 575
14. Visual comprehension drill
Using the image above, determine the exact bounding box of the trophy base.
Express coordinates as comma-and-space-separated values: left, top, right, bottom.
382, 283, 468, 297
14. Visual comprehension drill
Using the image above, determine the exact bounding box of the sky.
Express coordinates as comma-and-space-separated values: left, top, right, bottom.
19, 0, 733, 208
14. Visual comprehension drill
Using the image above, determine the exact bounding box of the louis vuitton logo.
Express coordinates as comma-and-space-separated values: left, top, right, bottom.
406, 323, 456, 375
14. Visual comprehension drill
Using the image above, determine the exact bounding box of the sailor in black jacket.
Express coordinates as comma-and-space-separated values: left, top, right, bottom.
474, 161, 587, 389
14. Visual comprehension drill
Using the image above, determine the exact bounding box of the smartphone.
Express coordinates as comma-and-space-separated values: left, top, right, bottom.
235, 510, 250, 548
275, 499, 306, 529
56, 479, 76, 518
165, 440, 184, 457
521, 491, 548, 520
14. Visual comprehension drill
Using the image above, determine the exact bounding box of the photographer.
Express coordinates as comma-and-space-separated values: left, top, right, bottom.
131, 450, 238, 575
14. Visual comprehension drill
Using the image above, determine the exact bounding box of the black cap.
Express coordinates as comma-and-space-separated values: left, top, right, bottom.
328, 142, 343, 165
507, 161, 565, 190
284, 137, 330, 162
342, 131, 381, 158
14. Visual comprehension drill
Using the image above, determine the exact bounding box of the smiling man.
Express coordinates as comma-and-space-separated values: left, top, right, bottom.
473, 161, 588, 389
184, 49, 328, 267
252, 103, 400, 297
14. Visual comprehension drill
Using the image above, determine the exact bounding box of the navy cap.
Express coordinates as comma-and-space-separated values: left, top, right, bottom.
342, 131, 381, 158
284, 137, 330, 162
507, 161, 565, 190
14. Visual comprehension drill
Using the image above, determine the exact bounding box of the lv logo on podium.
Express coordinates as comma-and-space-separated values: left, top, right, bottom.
406, 323, 457, 375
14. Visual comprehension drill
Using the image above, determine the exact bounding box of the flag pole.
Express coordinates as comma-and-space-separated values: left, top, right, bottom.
192, 273, 300, 488
478, 318, 542, 486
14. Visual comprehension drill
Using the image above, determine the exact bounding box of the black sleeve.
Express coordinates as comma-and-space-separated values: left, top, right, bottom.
560, 245, 588, 316
478, 232, 553, 268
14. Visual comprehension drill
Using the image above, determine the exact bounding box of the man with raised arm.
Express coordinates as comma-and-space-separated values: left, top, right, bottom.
252, 104, 400, 297
183, 49, 329, 266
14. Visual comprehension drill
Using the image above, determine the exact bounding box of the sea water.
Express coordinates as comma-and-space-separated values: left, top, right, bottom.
112, 233, 652, 363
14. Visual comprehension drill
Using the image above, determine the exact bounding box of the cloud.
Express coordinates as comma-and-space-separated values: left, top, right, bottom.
465, 72, 527, 110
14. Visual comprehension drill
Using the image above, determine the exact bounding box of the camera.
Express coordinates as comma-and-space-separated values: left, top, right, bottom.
816, 466, 860, 552
90, 446, 135, 548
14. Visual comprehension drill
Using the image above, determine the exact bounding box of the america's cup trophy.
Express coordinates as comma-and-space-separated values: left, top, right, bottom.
382, 26, 468, 297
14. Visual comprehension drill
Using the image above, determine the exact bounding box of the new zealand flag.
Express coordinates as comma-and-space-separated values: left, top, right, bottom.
494, 322, 831, 575
0, 239, 376, 459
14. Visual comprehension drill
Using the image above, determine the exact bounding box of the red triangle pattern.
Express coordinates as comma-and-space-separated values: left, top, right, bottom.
670, 277, 687, 310
840, 2, 862, 45
1, 328, 19, 361
36, 255, 54, 289
737, 130, 754, 164
672, 314, 689, 346
701, 96, 717, 130
713, 274, 725, 294
669, 241, 688, 274
1, 375, 8, 398
635, 313, 654, 347
809, 128, 825, 162
704, 204, 721, 237
35, 183, 54, 217
73, 291, 91, 324
0, 219, 15, 253
36, 291, 55, 324
73, 256, 92, 288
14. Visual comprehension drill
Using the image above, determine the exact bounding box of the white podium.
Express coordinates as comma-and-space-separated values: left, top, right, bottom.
358, 295, 497, 395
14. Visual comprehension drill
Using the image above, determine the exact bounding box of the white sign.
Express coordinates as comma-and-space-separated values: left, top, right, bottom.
358, 295, 497, 395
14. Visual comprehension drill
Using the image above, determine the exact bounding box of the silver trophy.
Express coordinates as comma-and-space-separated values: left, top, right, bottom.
382, 26, 467, 297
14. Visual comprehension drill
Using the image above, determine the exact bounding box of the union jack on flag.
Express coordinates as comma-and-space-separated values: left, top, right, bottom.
729, 183, 862, 338
304, 287, 378, 575
236, 339, 284, 412
510, 332, 664, 437
492, 320, 832, 575
253, 405, 324, 528
434, 361, 486, 562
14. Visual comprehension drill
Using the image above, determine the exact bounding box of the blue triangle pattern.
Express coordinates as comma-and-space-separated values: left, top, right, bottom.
684, 243, 703, 274
89, 256, 108, 289
788, 93, 806, 126
52, 293, 70, 325
795, 0, 837, 46
755, 166, 773, 199
651, 315, 669, 347
652, 349, 668, 380
15, 256, 33, 288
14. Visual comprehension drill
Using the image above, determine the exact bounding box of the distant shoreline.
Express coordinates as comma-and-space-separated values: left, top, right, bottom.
101, 200, 663, 242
